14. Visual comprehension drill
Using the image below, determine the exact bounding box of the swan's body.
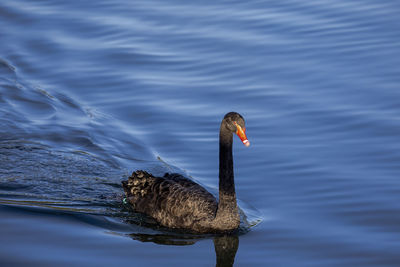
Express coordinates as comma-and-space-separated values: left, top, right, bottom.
122, 112, 249, 233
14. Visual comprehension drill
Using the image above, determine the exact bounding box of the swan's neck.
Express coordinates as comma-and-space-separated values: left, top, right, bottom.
214, 122, 240, 229
219, 127, 235, 201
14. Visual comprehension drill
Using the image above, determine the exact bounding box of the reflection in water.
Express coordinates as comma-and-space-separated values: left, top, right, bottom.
213, 235, 239, 267
129, 232, 239, 266
129, 232, 198, 246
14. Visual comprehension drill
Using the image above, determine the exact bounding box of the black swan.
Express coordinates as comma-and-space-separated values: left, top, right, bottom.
122, 112, 249, 233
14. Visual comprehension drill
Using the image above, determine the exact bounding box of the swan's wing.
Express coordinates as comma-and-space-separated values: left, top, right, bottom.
122, 170, 217, 230
163, 173, 211, 194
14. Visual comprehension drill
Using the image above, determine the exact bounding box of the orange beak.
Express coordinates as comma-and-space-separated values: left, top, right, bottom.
234, 122, 250, 147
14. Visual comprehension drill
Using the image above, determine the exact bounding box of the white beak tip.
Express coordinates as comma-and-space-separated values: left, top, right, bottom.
243, 140, 250, 147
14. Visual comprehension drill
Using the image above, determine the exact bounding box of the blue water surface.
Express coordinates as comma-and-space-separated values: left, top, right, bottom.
1, 0, 400, 266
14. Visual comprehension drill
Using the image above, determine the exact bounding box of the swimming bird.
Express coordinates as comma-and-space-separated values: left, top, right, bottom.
122, 112, 250, 233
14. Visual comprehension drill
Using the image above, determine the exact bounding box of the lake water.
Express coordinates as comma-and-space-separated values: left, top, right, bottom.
1, 0, 400, 266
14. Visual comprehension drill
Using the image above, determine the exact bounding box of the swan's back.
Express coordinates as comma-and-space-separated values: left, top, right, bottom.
122, 171, 218, 232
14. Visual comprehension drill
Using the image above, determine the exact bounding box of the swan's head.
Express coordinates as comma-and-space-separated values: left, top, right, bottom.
223, 112, 250, 147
